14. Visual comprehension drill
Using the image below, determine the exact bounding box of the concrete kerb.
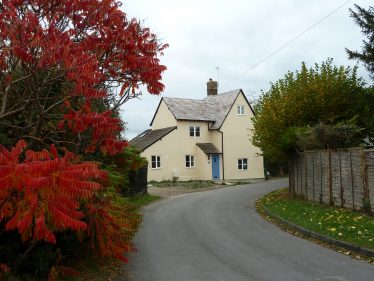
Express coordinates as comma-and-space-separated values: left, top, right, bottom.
262, 205, 374, 258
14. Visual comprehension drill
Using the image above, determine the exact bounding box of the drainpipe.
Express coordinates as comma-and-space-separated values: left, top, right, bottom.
219, 130, 224, 180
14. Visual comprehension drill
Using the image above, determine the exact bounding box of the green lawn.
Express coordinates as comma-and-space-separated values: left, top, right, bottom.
126, 194, 161, 207
259, 189, 374, 250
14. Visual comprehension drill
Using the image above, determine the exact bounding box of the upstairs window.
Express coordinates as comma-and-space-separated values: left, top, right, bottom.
189, 126, 200, 137
151, 155, 161, 169
186, 155, 195, 168
238, 158, 248, 170
237, 105, 245, 115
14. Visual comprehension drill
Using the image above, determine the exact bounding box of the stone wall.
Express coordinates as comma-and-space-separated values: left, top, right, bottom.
289, 148, 374, 213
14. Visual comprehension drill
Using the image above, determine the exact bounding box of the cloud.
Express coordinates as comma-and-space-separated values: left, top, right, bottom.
121, 0, 372, 140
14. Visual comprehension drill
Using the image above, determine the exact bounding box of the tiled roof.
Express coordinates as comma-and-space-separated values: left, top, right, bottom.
163, 89, 241, 129
196, 143, 221, 154
129, 126, 177, 152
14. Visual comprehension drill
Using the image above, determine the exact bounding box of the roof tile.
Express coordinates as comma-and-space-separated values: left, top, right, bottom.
163, 89, 240, 129
196, 143, 221, 154
129, 126, 177, 152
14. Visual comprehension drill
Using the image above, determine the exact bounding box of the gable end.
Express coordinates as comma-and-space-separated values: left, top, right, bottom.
218, 89, 255, 130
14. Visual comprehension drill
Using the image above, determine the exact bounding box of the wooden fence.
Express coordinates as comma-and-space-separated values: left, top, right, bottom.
129, 164, 148, 195
289, 148, 374, 213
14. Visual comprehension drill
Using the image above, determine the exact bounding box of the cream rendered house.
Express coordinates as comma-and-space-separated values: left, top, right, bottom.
129, 79, 264, 182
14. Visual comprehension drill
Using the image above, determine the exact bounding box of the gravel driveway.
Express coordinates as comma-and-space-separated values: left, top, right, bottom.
147, 184, 224, 198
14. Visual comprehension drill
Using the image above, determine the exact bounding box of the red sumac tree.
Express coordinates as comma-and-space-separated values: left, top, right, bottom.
0, 0, 167, 274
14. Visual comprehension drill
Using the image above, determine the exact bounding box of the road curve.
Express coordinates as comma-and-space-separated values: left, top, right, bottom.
127, 179, 374, 281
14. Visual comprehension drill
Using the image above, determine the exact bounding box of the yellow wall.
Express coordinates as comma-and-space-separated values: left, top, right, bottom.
143, 120, 220, 181
220, 93, 264, 180
151, 100, 177, 129
196, 147, 212, 181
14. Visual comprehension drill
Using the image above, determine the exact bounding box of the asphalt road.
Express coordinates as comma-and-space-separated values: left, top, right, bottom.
127, 179, 374, 281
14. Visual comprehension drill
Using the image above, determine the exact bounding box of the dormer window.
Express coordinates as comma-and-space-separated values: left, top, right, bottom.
237, 105, 245, 115
189, 126, 200, 137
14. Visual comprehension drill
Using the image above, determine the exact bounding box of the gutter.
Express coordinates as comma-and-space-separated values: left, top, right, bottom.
219, 130, 225, 180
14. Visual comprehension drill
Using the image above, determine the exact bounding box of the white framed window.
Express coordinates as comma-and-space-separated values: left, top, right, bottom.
238, 158, 248, 170
189, 126, 200, 137
151, 155, 161, 169
237, 105, 245, 115
185, 155, 195, 168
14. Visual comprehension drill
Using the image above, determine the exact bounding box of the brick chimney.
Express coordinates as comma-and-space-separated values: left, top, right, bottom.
207, 78, 218, 96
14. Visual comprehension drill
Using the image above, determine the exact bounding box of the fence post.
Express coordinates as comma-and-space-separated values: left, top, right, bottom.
319, 150, 323, 204
289, 157, 294, 197
328, 149, 333, 206
339, 150, 344, 207
305, 153, 308, 200
300, 155, 303, 198
295, 156, 300, 196
312, 152, 315, 202
361, 149, 371, 214
349, 150, 355, 210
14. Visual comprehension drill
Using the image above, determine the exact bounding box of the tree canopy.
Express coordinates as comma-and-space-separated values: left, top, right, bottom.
346, 4, 374, 80
252, 59, 368, 161
0, 0, 167, 154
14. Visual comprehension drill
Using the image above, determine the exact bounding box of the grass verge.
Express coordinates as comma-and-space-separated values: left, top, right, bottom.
126, 194, 162, 207
148, 180, 257, 189
257, 188, 374, 262
149, 180, 218, 189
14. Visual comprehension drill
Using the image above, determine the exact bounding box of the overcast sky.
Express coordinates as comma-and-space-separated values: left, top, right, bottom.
120, 0, 372, 140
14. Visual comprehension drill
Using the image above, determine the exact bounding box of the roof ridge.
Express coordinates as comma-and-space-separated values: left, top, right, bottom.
204, 89, 241, 99
165, 89, 241, 102
164, 97, 203, 102
220, 89, 241, 94
161, 90, 241, 129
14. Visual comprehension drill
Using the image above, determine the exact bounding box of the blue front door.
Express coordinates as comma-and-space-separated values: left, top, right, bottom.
212, 154, 220, 180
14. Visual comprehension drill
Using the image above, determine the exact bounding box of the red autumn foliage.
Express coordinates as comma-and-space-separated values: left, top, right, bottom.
48, 265, 81, 281
85, 197, 140, 263
0, 0, 167, 153
60, 101, 126, 155
0, 263, 10, 280
0, 0, 167, 273
0, 264, 10, 273
0, 140, 105, 244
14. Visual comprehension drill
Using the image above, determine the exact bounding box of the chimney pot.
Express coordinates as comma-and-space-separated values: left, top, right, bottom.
207, 78, 218, 96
